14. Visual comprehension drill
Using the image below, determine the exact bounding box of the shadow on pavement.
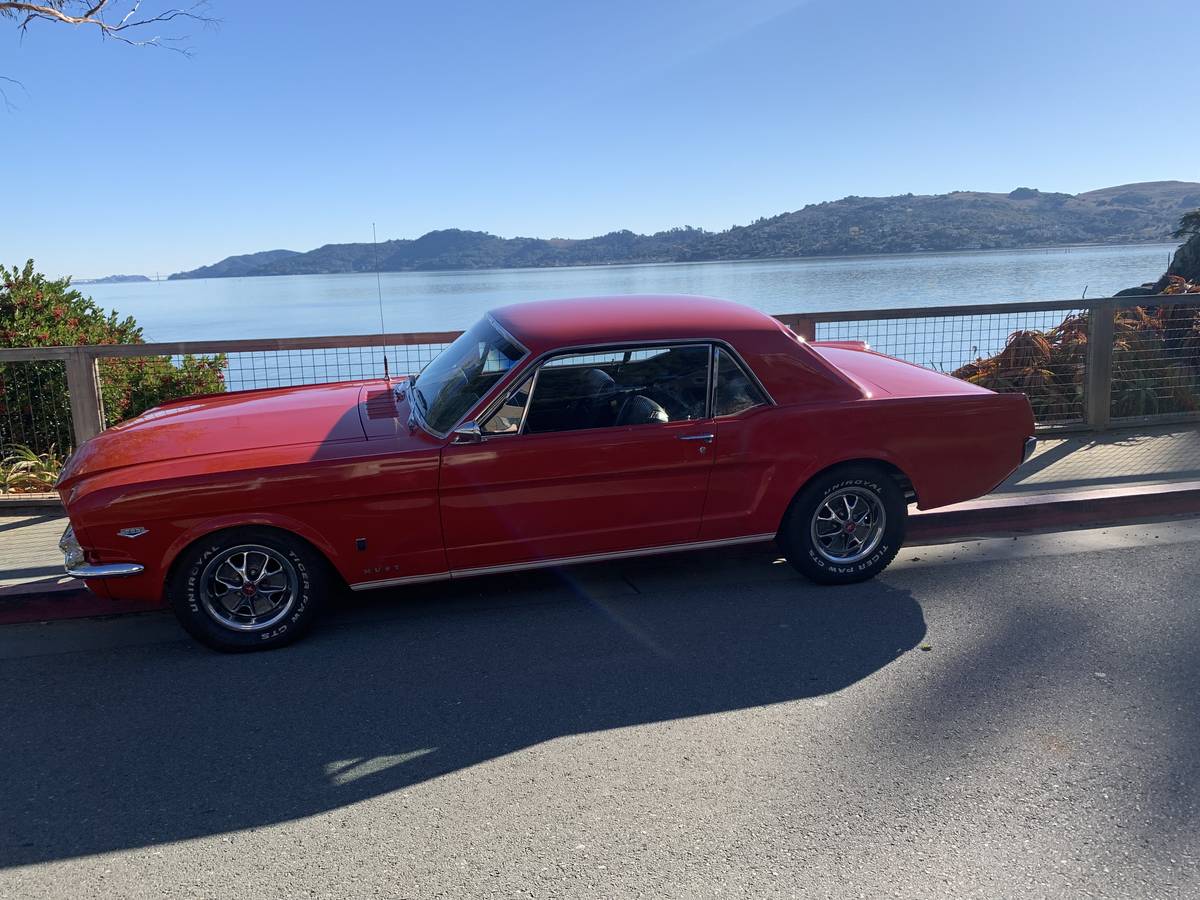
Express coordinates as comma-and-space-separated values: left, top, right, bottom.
0, 553, 924, 867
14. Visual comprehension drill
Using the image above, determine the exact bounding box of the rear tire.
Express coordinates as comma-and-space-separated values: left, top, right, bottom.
779, 465, 906, 585
166, 527, 328, 652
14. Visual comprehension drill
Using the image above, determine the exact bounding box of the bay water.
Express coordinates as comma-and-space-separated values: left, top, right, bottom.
84, 242, 1179, 343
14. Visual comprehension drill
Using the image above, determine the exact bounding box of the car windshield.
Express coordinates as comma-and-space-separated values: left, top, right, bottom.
411, 317, 525, 434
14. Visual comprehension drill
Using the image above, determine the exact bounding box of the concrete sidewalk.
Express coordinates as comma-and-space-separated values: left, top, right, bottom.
997, 423, 1200, 494
0, 512, 73, 597
2, 423, 1198, 600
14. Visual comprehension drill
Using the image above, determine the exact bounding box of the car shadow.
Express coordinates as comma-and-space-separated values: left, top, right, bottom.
0, 548, 925, 867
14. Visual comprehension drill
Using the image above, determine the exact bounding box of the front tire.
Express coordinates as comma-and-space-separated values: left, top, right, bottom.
167, 527, 328, 652
779, 465, 906, 585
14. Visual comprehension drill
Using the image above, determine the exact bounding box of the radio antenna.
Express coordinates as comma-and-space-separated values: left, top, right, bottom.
372, 222, 390, 383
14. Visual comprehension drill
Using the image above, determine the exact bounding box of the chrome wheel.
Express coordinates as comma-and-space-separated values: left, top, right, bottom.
809, 487, 887, 565
199, 544, 299, 633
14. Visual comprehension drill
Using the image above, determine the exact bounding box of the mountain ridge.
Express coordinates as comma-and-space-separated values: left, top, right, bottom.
169, 181, 1200, 280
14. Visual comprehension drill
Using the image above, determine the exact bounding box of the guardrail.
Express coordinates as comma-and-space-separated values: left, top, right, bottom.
1, 294, 1197, 455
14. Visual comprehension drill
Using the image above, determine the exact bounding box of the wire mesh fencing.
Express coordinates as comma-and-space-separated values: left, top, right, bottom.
0, 360, 74, 457
4, 295, 1199, 468
813, 306, 1091, 426
1109, 300, 1200, 421
216, 342, 450, 391
91, 341, 455, 430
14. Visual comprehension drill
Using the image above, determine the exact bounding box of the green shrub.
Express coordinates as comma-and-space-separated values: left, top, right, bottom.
0, 443, 65, 494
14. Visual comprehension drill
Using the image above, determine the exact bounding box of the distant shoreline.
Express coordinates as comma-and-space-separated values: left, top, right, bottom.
144, 239, 1179, 284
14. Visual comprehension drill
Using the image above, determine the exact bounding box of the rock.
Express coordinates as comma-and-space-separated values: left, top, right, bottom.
1168, 232, 1200, 282
1116, 232, 1200, 296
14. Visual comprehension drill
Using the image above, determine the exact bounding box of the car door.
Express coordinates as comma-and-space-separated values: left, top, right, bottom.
438, 343, 717, 571
697, 345, 780, 542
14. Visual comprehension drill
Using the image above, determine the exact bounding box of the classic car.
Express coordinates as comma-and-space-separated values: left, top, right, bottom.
57, 295, 1036, 651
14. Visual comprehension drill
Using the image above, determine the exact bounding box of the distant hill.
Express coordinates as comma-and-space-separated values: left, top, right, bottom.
169, 181, 1200, 280
75, 274, 152, 284
169, 249, 301, 280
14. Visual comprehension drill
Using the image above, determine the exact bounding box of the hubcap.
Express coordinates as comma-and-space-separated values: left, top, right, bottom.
200, 545, 299, 633
810, 487, 886, 565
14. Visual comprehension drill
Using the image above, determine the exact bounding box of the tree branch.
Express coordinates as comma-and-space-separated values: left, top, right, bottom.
0, 74, 28, 111
1, 1, 214, 52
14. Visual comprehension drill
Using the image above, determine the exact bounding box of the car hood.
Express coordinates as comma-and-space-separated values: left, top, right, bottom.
58, 380, 401, 488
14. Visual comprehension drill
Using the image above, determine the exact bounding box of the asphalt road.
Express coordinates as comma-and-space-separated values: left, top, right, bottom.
1, 518, 1197, 899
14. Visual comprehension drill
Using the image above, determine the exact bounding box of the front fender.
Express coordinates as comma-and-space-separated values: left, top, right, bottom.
160, 512, 344, 584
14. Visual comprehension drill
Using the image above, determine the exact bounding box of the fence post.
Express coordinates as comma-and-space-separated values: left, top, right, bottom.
1085, 299, 1116, 431
65, 350, 104, 446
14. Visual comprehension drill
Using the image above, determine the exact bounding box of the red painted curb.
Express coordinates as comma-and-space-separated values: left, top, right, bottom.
0, 589, 162, 626
909, 480, 1200, 541
3, 481, 1199, 626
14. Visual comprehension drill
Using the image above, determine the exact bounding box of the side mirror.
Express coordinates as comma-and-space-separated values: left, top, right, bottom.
452, 421, 484, 444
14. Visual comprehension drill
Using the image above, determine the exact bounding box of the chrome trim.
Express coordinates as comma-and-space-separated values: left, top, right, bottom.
707, 343, 718, 417
199, 544, 299, 632
117, 527, 149, 539
486, 313, 530, 358
809, 486, 886, 565
453, 533, 777, 578
60, 524, 145, 578
1022, 436, 1038, 463
516, 371, 536, 435
350, 571, 451, 591
348, 532, 777, 591
451, 421, 484, 444
678, 433, 715, 442
59, 525, 84, 569
479, 372, 536, 438
713, 346, 771, 417
407, 379, 435, 437
517, 365, 544, 436
67, 562, 145, 579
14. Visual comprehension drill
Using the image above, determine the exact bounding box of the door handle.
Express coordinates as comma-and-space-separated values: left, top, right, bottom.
678, 433, 714, 442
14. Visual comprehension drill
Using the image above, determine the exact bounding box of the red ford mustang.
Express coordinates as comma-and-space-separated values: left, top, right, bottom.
57, 295, 1035, 651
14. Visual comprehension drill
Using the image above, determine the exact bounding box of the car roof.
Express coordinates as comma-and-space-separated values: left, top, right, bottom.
489, 294, 786, 352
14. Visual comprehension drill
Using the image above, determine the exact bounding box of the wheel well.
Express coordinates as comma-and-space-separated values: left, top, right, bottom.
794, 458, 918, 508
164, 524, 345, 592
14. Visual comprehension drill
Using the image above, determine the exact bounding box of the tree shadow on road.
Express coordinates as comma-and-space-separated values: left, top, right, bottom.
0, 551, 925, 867
854, 552, 1200, 856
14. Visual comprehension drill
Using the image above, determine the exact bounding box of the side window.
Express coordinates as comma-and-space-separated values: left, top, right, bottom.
481, 375, 532, 434
512, 344, 711, 435
713, 348, 767, 417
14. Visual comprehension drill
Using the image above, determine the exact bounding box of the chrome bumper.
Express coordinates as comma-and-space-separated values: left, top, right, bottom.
59, 525, 144, 579
1022, 436, 1038, 463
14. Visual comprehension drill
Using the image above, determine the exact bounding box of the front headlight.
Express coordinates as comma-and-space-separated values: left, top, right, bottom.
58, 525, 85, 570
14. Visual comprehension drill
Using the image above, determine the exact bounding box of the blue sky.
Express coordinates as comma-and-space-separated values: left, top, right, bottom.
3, 0, 1197, 277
